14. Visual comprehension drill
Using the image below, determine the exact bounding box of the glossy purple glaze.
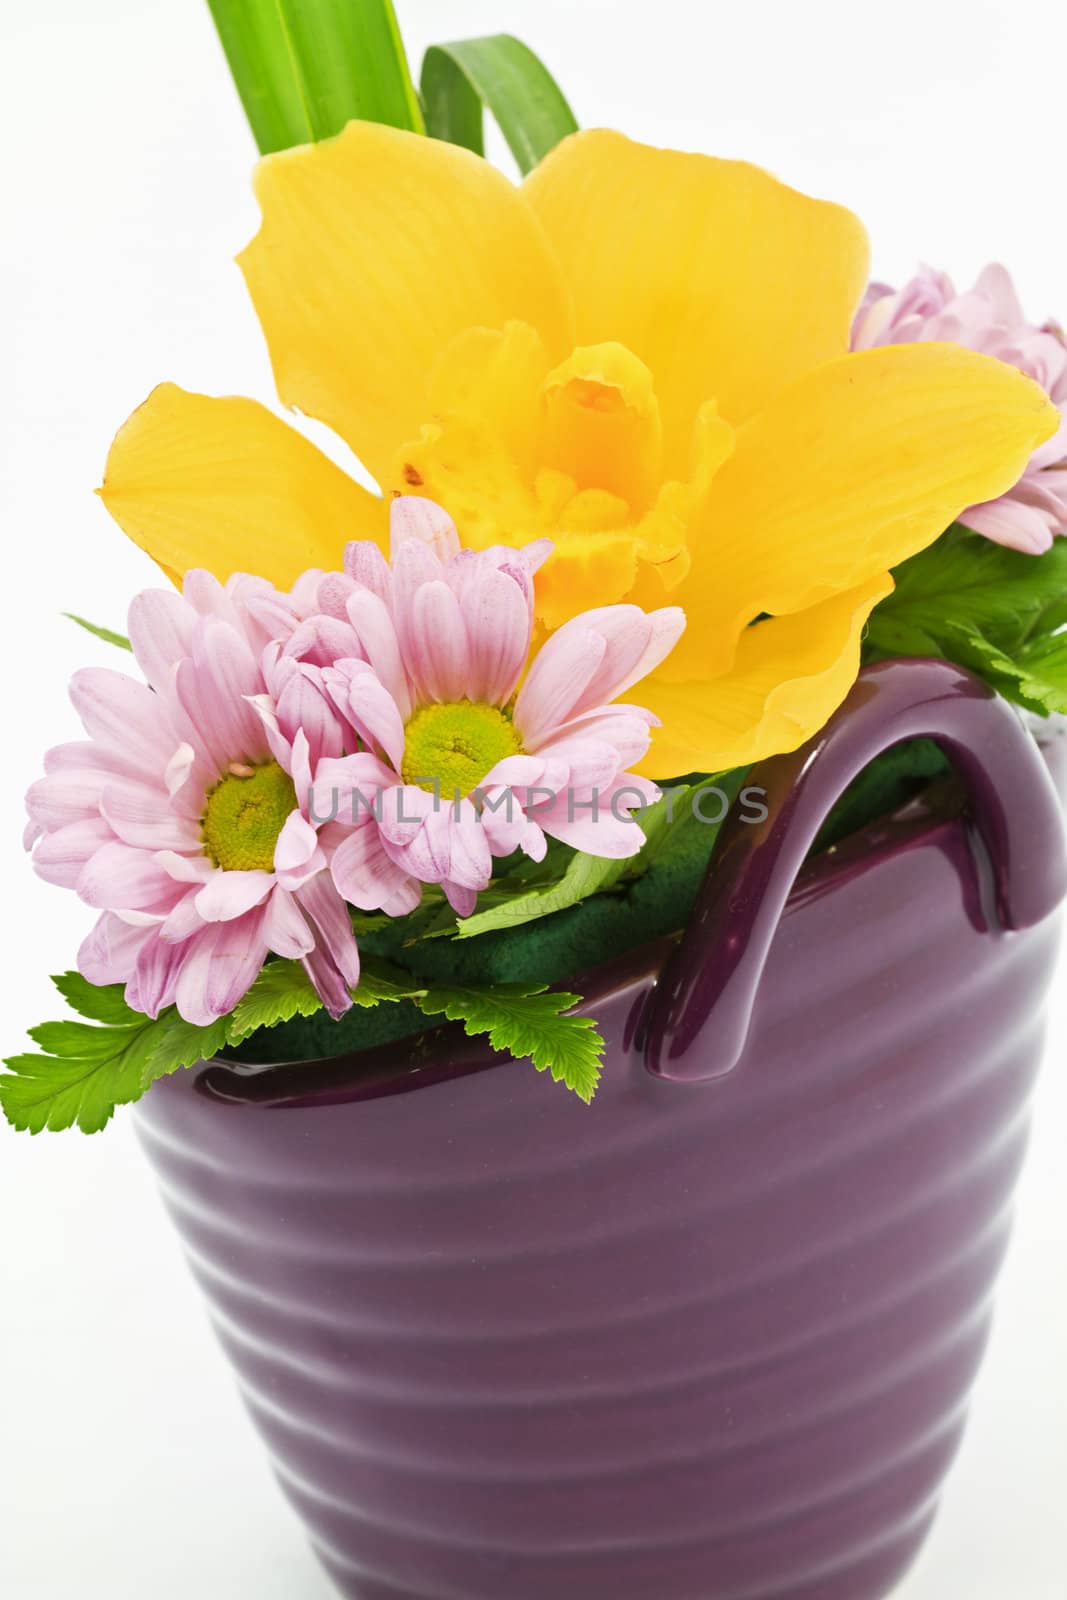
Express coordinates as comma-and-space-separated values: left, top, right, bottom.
135, 660, 1066, 1600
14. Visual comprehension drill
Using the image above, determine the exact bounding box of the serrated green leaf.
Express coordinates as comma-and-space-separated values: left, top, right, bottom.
421, 34, 578, 175
228, 961, 323, 1040
350, 959, 603, 1099
873, 526, 1067, 645
453, 844, 631, 940
417, 983, 603, 1103
28, 1020, 136, 1061
1, 1035, 147, 1135
350, 956, 425, 1006
1015, 630, 1067, 712
2, 984, 229, 1135
867, 525, 1067, 716
140, 1013, 232, 1087
63, 614, 132, 651
450, 776, 739, 942
51, 972, 140, 1026
208, 0, 424, 156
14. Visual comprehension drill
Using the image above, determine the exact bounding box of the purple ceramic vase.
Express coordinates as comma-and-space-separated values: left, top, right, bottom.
135, 659, 1067, 1600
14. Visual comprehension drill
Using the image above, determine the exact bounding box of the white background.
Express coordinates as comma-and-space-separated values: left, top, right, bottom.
1, 1, 1065, 1596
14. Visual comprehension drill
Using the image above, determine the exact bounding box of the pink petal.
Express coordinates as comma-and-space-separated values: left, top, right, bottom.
342, 541, 393, 602
308, 751, 397, 828
959, 496, 1056, 554
194, 868, 275, 922
331, 822, 413, 910
296, 873, 361, 989
283, 669, 348, 767
443, 881, 478, 918
163, 742, 211, 816
159, 890, 206, 944
127, 588, 195, 691
540, 705, 658, 769
442, 799, 493, 890
69, 668, 181, 769
32, 818, 115, 888
516, 606, 685, 745
318, 571, 359, 620
273, 810, 324, 889
263, 887, 316, 960
100, 780, 200, 852
43, 738, 143, 782
323, 658, 407, 769
280, 614, 361, 670
513, 626, 607, 746
77, 842, 188, 911
389, 496, 459, 563
25, 769, 111, 831
155, 850, 214, 885
301, 942, 353, 1021
78, 912, 155, 987
245, 694, 296, 770
576, 605, 686, 713
287, 728, 314, 809
476, 786, 530, 857
533, 776, 658, 856
458, 565, 533, 705
126, 935, 183, 1019
409, 580, 470, 702
173, 910, 269, 1026
377, 783, 435, 846
177, 619, 268, 767
342, 589, 411, 714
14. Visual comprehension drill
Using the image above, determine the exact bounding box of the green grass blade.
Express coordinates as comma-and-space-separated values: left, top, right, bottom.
421, 34, 579, 175
207, 0, 424, 156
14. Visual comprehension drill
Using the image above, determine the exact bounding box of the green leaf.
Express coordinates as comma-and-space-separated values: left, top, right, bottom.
940, 623, 1067, 717
139, 1013, 233, 1087
1, 985, 229, 1135
867, 525, 1067, 715
351, 959, 425, 1006
64, 614, 131, 651
421, 34, 578, 175
873, 525, 1067, 644
418, 983, 603, 1103
228, 961, 323, 1040
451, 789, 678, 940
454, 846, 631, 940
207, 0, 424, 156
1017, 630, 1067, 704
353, 958, 603, 1100
52, 971, 139, 1025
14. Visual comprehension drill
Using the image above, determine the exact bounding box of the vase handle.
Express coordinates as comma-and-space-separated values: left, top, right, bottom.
643, 657, 1067, 1083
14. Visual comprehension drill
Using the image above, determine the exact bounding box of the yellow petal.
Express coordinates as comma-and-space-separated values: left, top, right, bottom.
239, 122, 573, 488
392, 414, 640, 626
392, 414, 545, 551
542, 342, 662, 512
536, 531, 642, 630
665, 342, 1060, 682
523, 129, 869, 473
639, 577, 892, 776
100, 383, 384, 584
425, 322, 551, 482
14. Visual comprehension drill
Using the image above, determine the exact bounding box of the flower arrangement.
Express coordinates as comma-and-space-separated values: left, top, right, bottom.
5, 2, 1066, 1135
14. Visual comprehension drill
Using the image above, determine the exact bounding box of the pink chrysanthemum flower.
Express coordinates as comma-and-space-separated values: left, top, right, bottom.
25, 571, 361, 1025
852, 264, 1067, 554
308, 500, 686, 919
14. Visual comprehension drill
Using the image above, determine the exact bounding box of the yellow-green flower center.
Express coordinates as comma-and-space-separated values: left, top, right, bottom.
201, 761, 297, 872
400, 701, 522, 796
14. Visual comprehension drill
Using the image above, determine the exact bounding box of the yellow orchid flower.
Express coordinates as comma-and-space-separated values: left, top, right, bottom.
100, 124, 1057, 775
